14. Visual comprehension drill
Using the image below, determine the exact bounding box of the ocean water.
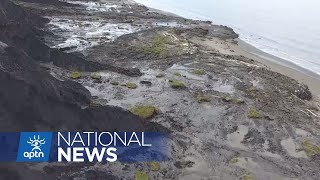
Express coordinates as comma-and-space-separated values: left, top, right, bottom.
134, 0, 320, 75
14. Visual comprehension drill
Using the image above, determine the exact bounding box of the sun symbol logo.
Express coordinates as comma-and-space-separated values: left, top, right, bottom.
27, 135, 46, 151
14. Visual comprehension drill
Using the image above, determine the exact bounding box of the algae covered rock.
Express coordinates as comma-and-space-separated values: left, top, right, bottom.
69, 71, 81, 79
129, 106, 157, 119
134, 171, 148, 180
169, 79, 186, 89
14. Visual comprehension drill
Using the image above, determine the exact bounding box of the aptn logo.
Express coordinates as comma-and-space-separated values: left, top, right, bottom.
16, 132, 52, 162
23, 135, 46, 159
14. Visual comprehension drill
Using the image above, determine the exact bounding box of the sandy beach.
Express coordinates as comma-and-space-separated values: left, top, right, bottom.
238, 40, 320, 97
191, 36, 320, 100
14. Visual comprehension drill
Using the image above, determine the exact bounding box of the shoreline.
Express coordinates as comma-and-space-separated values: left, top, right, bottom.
191, 35, 320, 99
237, 39, 320, 98
132, 0, 320, 99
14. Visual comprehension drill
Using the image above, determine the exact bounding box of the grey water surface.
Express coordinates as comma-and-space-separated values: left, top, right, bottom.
135, 0, 320, 75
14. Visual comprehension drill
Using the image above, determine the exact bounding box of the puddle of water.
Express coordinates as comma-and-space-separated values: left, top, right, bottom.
189, 105, 224, 128
211, 81, 234, 94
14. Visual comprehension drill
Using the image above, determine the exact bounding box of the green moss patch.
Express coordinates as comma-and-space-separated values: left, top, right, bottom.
222, 96, 245, 104
135, 171, 148, 180
222, 95, 233, 102
234, 98, 245, 104
90, 73, 101, 80
69, 71, 81, 79
169, 79, 186, 89
143, 36, 170, 56
110, 81, 119, 86
174, 72, 182, 77
192, 69, 206, 75
248, 87, 258, 92
229, 157, 239, 164
248, 108, 261, 119
196, 95, 211, 103
156, 73, 165, 78
129, 106, 157, 119
246, 87, 259, 98
241, 173, 255, 180
303, 140, 320, 157
148, 162, 161, 171
126, 82, 138, 89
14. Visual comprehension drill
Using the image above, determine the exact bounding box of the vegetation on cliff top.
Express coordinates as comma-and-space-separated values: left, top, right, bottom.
248, 107, 261, 119
169, 79, 186, 89
90, 73, 101, 80
110, 81, 119, 85
126, 82, 138, 89
129, 105, 157, 119
196, 95, 211, 103
135, 171, 148, 180
69, 71, 81, 79
303, 140, 320, 157
143, 35, 170, 56
156, 73, 165, 78
148, 162, 161, 171
192, 69, 206, 75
